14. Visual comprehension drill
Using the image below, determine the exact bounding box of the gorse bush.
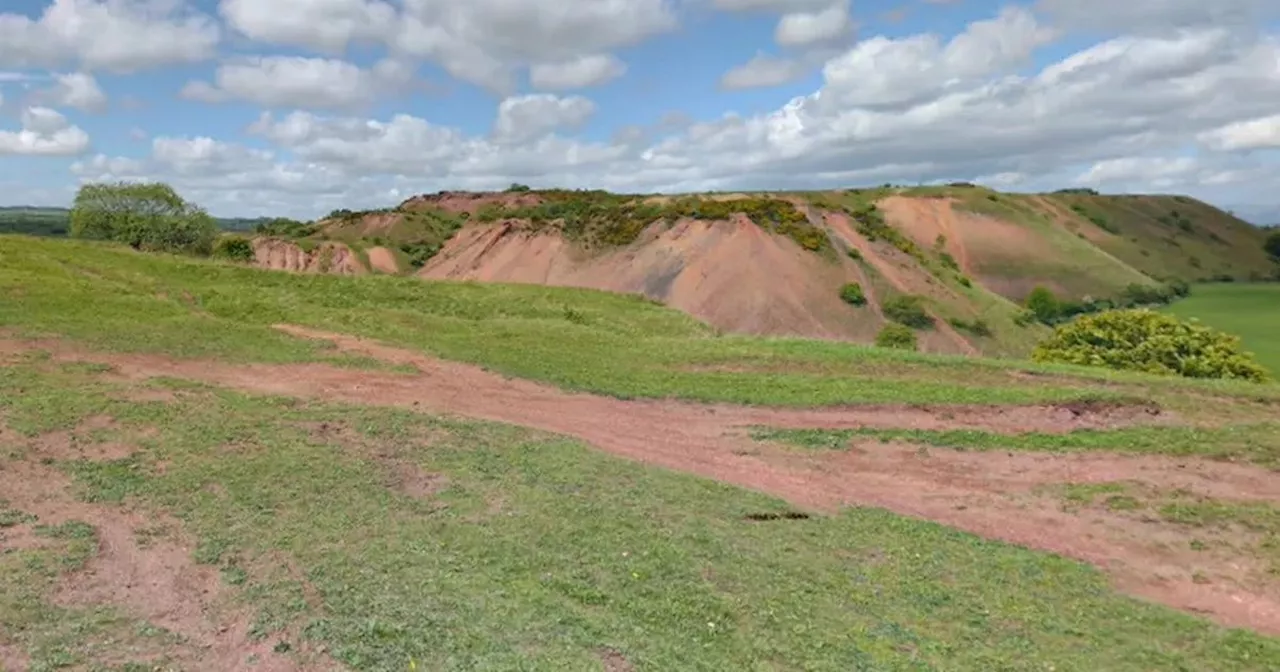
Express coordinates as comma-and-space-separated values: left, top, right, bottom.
875, 323, 918, 350
881, 295, 933, 329
1032, 309, 1269, 382
839, 283, 866, 306
212, 236, 255, 262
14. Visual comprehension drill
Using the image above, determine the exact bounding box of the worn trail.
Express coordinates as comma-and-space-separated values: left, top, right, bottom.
2, 327, 1278, 637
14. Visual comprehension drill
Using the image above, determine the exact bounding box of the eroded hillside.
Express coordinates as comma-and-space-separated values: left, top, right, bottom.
238, 185, 1278, 357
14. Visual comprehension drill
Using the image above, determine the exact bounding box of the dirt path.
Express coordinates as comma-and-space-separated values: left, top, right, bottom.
0, 421, 341, 670
2, 329, 1277, 636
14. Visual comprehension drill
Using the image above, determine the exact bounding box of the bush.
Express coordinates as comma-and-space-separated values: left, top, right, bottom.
948, 317, 992, 337
881, 295, 933, 329
1025, 286, 1060, 323
70, 181, 217, 256
875, 323, 918, 350
1032, 310, 1269, 382
839, 283, 867, 306
1265, 230, 1280, 260
212, 235, 255, 262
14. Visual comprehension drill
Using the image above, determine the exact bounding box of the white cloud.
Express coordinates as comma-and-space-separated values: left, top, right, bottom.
0, 106, 90, 156
530, 54, 627, 90
1035, 0, 1280, 35
719, 53, 812, 89
38, 72, 107, 111
181, 56, 415, 110
0, 0, 220, 72
775, 3, 852, 47
492, 94, 596, 144
217, 0, 676, 92
35, 5, 1280, 222
217, 0, 397, 54
1198, 115, 1280, 152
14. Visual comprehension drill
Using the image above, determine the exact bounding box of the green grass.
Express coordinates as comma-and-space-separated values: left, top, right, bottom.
2, 361, 1279, 669
1162, 283, 1280, 375
751, 424, 1280, 467
12, 235, 1280, 414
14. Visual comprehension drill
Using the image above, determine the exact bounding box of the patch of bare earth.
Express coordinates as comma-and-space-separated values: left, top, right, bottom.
1, 329, 1275, 635
596, 646, 635, 671
420, 214, 885, 343
0, 417, 343, 670
365, 246, 401, 274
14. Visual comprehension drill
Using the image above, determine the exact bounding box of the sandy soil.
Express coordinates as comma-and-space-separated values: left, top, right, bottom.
4, 328, 1275, 636
421, 215, 885, 343
364, 246, 401, 274
252, 239, 366, 275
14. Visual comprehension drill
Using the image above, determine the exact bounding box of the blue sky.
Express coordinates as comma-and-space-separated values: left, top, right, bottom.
2, 0, 1279, 222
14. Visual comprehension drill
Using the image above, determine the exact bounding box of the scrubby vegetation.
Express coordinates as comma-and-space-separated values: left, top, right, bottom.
875, 323, 918, 350
69, 182, 218, 256
211, 235, 255, 262
1032, 309, 1270, 382
475, 190, 831, 253
1266, 229, 1280, 260
1023, 281, 1193, 326
839, 282, 866, 306
881, 295, 933, 329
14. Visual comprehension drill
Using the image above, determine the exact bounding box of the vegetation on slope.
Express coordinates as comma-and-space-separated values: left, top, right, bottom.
3, 235, 1278, 415
1042, 192, 1278, 283
472, 189, 832, 253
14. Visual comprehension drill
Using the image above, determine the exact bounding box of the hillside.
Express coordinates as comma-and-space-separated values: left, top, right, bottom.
2, 233, 1280, 669
235, 186, 1277, 358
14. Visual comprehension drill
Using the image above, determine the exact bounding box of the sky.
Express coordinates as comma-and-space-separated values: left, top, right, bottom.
1, 0, 1279, 223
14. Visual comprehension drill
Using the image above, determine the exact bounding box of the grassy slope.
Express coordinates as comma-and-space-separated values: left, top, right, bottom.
3, 362, 1277, 670
1163, 283, 1280, 376
1039, 193, 1275, 282
4, 235, 1279, 414
4, 234, 1280, 668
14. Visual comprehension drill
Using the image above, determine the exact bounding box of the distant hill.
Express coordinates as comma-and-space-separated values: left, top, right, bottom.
232, 185, 1279, 359
0, 206, 266, 236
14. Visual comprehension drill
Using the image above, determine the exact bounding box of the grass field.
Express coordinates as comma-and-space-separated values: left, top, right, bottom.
3, 233, 1280, 670
1163, 283, 1280, 375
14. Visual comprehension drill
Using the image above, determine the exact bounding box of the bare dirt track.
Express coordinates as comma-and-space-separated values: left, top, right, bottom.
2, 327, 1278, 638
0, 421, 340, 671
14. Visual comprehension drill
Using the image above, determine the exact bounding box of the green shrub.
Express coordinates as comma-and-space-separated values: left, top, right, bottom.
1025, 286, 1060, 323
875, 323, 918, 350
1032, 310, 1269, 382
212, 236, 255, 262
1265, 230, 1280, 260
839, 283, 867, 306
70, 181, 218, 256
948, 317, 992, 337
881, 295, 933, 329
846, 247, 862, 261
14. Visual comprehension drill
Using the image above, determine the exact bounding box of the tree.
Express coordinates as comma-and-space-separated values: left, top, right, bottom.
1025, 286, 1060, 323
1032, 309, 1269, 382
1265, 229, 1280, 260
69, 181, 217, 256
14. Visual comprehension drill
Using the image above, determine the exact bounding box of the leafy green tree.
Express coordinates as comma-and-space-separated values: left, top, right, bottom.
1265, 229, 1280, 260
70, 181, 217, 255
1032, 309, 1269, 382
1025, 286, 1060, 323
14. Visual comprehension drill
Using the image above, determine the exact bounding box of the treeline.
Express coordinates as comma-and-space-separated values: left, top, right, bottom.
1018, 280, 1192, 326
